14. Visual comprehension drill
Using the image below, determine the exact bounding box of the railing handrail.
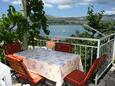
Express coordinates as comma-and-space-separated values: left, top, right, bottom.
50, 36, 99, 42
100, 33, 115, 41
83, 24, 106, 37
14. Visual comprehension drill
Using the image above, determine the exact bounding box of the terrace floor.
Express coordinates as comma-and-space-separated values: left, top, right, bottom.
89, 63, 115, 86
12, 63, 115, 86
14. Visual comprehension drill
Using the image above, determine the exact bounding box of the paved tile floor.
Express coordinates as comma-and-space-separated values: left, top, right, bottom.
12, 64, 115, 86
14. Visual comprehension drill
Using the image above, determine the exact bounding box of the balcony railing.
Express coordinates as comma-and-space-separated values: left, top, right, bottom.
37, 33, 115, 85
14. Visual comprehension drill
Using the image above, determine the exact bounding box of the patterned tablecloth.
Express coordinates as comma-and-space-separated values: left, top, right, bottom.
15, 48, 83, 86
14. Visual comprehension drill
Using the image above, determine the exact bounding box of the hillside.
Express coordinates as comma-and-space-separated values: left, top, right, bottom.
46, 14, 115, 25
102, 14, 115, 21
46, 15, 84, 25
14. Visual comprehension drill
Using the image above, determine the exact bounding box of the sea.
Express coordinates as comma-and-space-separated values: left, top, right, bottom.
40, 25, 86, 38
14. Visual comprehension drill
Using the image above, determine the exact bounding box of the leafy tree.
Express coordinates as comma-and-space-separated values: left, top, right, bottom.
26, 0, 49, 46
86, 5, 115, 37
0, 0, 49, 48
99, 22, 115, 35
0, 5, 29, 62
86, 5, 104, 37
0, 5, 29, 44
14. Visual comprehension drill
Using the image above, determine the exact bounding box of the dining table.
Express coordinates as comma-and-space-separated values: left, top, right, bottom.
14, 48, 83, 86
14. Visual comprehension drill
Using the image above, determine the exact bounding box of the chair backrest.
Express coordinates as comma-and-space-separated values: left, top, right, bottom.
84, 54, 107, 82
55, 43, 73, 53
6, 55, 31, 82
3, 42, 22, 55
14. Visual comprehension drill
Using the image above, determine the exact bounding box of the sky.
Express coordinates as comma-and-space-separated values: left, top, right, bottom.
0, 0, 115, 17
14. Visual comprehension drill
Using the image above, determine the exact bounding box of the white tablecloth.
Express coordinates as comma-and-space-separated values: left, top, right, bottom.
15, 48, 83, 86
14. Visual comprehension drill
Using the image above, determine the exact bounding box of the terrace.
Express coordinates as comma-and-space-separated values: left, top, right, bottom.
1, 32, 113, 86
0, 27, 115, 86
0, 0, 115, 86
9, 32, 115, 86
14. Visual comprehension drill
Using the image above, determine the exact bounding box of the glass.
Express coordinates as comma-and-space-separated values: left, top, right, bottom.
46, 41, 55, 50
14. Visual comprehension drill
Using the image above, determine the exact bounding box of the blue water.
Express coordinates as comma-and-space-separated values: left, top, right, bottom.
40, 25, 86, 37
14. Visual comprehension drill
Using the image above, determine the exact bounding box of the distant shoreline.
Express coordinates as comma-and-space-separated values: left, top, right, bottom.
47, 23, 83, 25
46, 14, 115, 25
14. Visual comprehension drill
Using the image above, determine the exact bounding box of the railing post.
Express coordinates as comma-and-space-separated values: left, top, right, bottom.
97, 40, 100, 59
95, 39, 100, 85
112, 38, 115, 62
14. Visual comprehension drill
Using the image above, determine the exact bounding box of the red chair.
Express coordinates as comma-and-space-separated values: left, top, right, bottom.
64, 55, 107, 86
55, 43, 73, 53
6, 55, 45, 86
3, 42, 22, 55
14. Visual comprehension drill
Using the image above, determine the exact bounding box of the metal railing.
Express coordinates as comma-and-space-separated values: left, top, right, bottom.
95, 33, 115, 85
37, 33, 115, 85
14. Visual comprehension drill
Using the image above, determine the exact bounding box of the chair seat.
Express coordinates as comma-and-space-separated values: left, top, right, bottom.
64, 70, 86, 86
17, 70, 44, 85
29, 71, 43, 84
64, 55, 107, 86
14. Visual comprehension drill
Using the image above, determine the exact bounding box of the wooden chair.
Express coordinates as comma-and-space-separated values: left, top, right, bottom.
55, 43, 73, 53
64, 55, 107, 86
3, 42, 22, 55
6, 55, 45, 86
